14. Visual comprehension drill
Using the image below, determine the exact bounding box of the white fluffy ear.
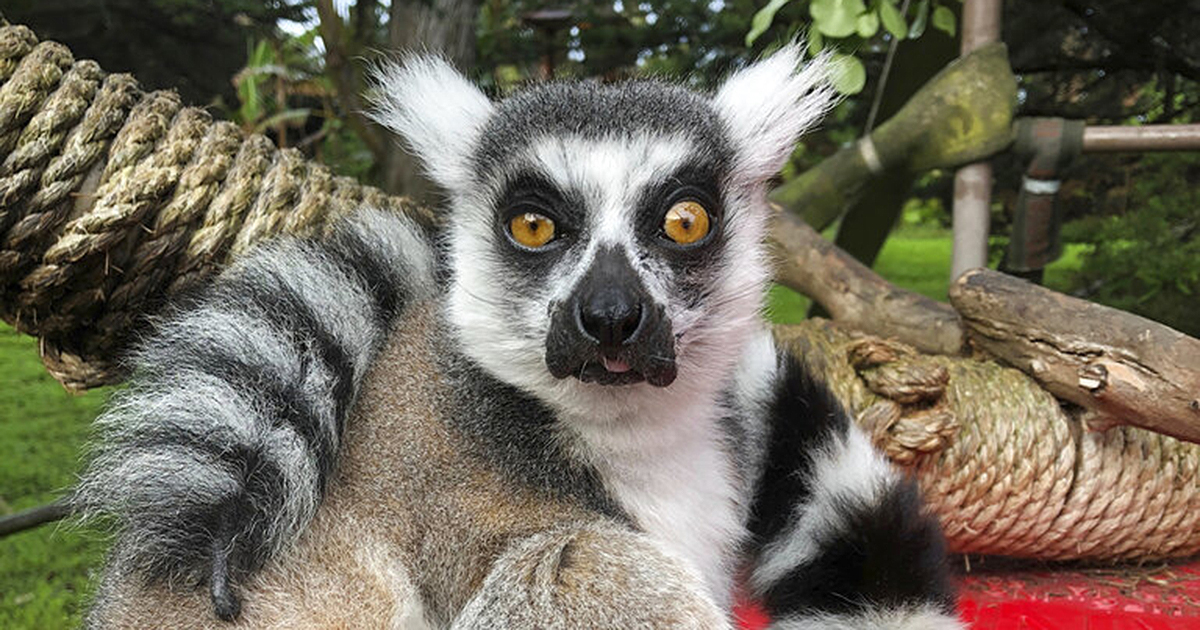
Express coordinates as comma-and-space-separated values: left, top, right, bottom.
368, 56, 494, 190
712, 44, 836, 186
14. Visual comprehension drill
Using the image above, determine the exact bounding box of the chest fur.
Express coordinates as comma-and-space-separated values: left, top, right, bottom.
575, 410, 747, 607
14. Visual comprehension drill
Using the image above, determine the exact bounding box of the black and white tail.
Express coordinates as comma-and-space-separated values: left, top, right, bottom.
747, 353, 961, 630
74, 208, 435, 619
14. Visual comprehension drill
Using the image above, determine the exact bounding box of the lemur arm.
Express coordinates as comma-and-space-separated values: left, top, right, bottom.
452, 521, 732, 629
74, 209, 436, 621
744, 349, 962, 630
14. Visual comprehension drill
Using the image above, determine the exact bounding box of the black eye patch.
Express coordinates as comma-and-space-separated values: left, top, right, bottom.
495, 172, 584, 231
491, 172, 585, 280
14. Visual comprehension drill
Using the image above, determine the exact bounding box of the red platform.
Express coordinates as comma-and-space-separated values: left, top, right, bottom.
734, 558, 1200, 629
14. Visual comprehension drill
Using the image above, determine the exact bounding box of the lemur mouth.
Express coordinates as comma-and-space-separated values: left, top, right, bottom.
577, 359, 647, 386
567, 348, 677, 387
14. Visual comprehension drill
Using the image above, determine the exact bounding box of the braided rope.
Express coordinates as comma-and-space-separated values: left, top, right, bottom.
778, 320, 1200, 562
0, 25, 428, 390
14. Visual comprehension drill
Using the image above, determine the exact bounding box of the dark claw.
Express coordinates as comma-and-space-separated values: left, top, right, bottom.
210, 521, 242, 622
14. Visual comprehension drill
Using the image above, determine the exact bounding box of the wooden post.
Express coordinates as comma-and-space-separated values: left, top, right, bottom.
950, 0, 1004, 281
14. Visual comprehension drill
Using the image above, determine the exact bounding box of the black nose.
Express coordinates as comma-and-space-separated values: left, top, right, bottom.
578, 289, 644, 347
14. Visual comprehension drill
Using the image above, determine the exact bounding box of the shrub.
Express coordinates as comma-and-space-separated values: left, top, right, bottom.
1065, 152, 1200, 336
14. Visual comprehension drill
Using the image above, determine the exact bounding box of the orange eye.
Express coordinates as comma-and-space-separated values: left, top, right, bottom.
509, 212, 556, 248
663, 201, 710, 245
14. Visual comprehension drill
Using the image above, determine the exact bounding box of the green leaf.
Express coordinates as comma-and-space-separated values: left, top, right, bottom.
746, 0, 794, 46
908, 0, 930, 39
811, 0, 866, 39
932, 5, 957, 36
829, 52, 866, 94
808, 31, 825, 56
856, 11, 880, 38
879, 1, 908, 39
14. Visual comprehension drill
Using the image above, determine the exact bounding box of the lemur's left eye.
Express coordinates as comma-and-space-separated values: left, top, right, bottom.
663, 201, 710, 245
510, 212, 556, 248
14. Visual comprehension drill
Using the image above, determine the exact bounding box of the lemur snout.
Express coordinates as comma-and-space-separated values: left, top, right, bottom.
545, 246, 677, 387
572, 246, 651, 353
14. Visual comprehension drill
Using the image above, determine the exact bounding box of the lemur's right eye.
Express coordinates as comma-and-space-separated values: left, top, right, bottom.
509, 212, 556, 249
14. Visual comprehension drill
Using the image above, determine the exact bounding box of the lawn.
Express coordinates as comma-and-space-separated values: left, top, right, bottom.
0, 325, 108, 628
0, 226, 1085, 628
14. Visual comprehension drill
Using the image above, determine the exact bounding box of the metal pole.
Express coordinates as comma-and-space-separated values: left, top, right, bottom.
1082, 124, 1200, 153
950, 0, 1003, 281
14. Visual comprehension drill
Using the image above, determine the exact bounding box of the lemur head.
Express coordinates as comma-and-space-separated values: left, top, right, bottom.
371, 47, 833, 418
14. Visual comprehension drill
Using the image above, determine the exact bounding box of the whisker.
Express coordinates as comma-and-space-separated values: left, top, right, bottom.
578, 358, 591, 380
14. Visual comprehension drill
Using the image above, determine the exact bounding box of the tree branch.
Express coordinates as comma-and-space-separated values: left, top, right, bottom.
770, 211, 965, 356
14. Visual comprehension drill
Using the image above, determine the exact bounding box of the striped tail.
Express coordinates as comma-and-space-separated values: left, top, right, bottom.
74, 208, 435, 620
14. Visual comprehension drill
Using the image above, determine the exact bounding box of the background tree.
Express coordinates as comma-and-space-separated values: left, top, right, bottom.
3, 0, 1196, 332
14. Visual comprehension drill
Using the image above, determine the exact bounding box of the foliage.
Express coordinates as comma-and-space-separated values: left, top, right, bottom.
477, 0, 770, 91
744, 0, 960, 94
222, 24, 378, 181
1064, 153, 1200, 336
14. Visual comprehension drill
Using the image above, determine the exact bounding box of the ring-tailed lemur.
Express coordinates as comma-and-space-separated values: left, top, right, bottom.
76, 45, 961, 629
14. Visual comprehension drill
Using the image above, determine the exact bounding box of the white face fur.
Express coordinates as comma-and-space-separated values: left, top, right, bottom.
370, 47, 834, 422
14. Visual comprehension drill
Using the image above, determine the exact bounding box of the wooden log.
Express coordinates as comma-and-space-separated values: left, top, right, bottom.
770, 210, 965, 356
950, 268, 1200, 444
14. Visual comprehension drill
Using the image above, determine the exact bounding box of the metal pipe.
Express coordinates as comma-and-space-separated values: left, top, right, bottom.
960, 0, 1003, 54
952, 163, 994, 279
1083, 124, 1200, 153
951, 0, 1004, 281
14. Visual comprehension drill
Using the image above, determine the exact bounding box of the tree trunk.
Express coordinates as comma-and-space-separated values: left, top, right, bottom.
384, 0, 479, 201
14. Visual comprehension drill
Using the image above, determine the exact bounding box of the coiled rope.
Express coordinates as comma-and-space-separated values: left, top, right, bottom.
0, 25, 428, 390
780, 320, 1200, 562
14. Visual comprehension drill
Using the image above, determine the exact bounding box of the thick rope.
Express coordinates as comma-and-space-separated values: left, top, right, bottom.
778, 320, 1200, 562
0, 25, 428, 390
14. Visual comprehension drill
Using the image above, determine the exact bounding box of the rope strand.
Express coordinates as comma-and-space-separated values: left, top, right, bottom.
0, 25, 426, 390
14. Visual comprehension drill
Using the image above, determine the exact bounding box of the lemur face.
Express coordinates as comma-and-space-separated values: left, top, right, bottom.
371, 48, 833, 417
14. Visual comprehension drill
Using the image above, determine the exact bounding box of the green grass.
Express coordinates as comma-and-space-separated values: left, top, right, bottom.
0, 225, 1088, 627
0, 324, 108, 628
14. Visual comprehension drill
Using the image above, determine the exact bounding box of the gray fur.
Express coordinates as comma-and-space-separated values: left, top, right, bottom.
452, 522, 730, 629
75, 208, 435, 587
472, 80, 734, 180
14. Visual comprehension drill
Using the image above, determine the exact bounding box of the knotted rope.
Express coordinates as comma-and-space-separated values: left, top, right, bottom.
779, 320, 1200, 562
0, 25, 427, 390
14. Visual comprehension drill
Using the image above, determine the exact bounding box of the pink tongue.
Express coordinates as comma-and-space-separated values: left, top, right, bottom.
602, 357, 631, 373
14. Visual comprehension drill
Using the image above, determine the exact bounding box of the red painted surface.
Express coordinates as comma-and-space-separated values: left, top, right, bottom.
733, 559, 1200, 629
